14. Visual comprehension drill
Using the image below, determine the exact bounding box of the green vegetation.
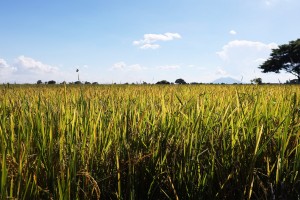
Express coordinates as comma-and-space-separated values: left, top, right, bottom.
1, 84, 300, 199
250, 78, 263, 85
260, 38, 300, 82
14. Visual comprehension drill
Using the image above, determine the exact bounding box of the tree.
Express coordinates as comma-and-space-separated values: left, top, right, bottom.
175, 78, 187, 84
156, 80, 170, 84
286, 79, 300, 84
48, 80, 56, 84
251, 77, 262, 84
37, 80, 42, 84
259, 38, 300, 81
190, 82, 201, 85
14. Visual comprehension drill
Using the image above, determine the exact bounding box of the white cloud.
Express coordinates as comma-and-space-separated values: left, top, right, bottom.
133, 32, 181, 49
0, 58, 17, 76
216, 40, 278, 61
128, 64, 144, 71
265, 0, 272, 5
15, 55, 58, 73
157, 65, 180, 70
216, 68, 228, 76
135, 33, 181, 44
264, 0, 279, 6
254, 58, 267, 64
263, 0, 291, 6
140, 44, 160, 49
0, 58, 15, 82
229, 30, 237, 35
0, 58, 10, 69
0, 56, 70, 83
112, 62, 126, 70
111, 62, 146, 71
216, 40, 286, 82
187, 64, 206, 70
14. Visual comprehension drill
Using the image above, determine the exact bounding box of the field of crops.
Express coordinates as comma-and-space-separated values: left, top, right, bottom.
0, 84, 300, 199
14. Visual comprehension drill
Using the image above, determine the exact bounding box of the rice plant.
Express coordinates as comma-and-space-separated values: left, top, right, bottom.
0, 84, 299, 199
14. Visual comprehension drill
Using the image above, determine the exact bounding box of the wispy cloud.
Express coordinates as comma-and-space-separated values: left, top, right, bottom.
157, 65, 180, 70
263, 0, 290, 6
216, 68, 228, 76
133, 32, 181, 49
112, 62, 126, 70
128, 64, 144, 71
111, 62, 146, 71
229, 30, 237, 35
139, 43, 160, 50
264, 0, 280, 6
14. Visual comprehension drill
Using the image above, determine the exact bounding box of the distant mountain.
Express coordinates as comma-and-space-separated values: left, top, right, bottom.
212, 77, 242, 84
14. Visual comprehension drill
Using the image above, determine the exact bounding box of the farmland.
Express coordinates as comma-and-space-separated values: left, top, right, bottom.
0, 84, 300, 199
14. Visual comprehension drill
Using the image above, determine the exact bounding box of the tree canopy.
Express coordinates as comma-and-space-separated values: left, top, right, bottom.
37, 80, 42, 84
250, 77, 262, 84
47, 80, 56, 84
259, 39, 300, 81
175, 78, 187, 84
156, 80, 170, 84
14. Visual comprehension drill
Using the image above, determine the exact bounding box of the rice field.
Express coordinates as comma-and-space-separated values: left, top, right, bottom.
0, 84, 300, 199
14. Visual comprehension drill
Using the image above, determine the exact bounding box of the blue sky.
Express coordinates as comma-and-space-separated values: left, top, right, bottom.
0, 0, 299, 84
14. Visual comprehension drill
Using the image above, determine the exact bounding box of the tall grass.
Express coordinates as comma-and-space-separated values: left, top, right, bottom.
0, 84, 300, 199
